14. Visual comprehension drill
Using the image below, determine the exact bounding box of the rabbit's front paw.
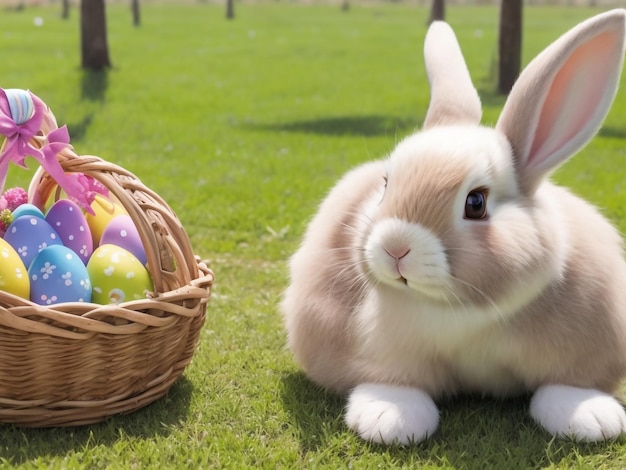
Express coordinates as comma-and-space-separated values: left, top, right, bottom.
530, 384, 626, 441
345, 383, 439, 445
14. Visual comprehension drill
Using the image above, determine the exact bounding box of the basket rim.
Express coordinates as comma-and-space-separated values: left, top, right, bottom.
0, 257, 213, 337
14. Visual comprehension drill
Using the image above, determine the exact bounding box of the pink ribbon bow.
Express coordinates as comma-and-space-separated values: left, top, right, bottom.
0, 88, 107, 214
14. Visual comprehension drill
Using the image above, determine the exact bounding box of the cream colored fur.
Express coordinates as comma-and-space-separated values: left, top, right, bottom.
282, 9, 626, 445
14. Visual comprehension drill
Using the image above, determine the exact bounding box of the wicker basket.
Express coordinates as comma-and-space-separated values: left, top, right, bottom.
0, 147, 213, 427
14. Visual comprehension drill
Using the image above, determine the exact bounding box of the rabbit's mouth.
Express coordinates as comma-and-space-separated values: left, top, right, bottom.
396, 276, 408, 286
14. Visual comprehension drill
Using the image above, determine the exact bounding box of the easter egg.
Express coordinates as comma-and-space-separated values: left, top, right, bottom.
100, 215, 147, 265
87, 244, 153, 305
85, 195, 128, 246
4, 215, 62, 268
29, 245, 92, 305
0, 238, 29, 299
12, 204, 44, 220
40, 187, 69, 214
45, 199, 93, 264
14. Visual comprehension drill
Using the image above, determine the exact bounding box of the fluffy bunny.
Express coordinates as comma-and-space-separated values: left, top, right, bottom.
281, 9, 626, 445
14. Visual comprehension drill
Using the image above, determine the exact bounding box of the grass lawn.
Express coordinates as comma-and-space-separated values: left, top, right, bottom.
1, 2, 626, 468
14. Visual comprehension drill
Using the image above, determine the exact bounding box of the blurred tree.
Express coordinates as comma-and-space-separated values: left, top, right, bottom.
131, 0, 140, 27
226, 0, 234, 19
61, 0, 70, 19
429, 0, 444, 24
80, 0, 112, 70
498, 0, 522, 94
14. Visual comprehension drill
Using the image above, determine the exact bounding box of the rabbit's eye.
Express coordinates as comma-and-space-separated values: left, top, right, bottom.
379, 175, 388, 204
465, 189, 488, 220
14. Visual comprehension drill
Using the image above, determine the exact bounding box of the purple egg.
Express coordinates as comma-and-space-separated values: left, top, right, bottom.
100, 215, 147, 265
4, 215, 62, 268
45, 199, 93, 264
29, 245, 91, 305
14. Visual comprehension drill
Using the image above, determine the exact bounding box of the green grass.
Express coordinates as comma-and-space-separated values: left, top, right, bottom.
1, 3, 626, 468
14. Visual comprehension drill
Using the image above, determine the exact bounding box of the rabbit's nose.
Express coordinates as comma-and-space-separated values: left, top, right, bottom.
384, 246, 411, 260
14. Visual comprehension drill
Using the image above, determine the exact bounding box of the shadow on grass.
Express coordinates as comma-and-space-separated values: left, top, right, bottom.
280, 372, 345, 451
241, 86, 501, 139
81, 68, 109, 103
245, 115, 419, 138
66, 114, 94, 143
599, 127, 626, 139
65, 69, 110, 143
477, 86, 507, 109
281, 372, 619, 467
0, 376, 194, 465
246, 109, 626, 144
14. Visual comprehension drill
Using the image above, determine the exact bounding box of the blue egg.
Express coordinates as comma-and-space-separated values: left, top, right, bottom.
11, 204, 45, 220
4, 216, 63, 268
29, 245, 92, 305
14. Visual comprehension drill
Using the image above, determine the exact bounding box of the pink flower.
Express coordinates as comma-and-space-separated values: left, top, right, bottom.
2, 187, 27, 211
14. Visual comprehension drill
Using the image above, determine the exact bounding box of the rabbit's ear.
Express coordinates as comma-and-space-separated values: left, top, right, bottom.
422, 22, 482, 129
497, 9, 626, 195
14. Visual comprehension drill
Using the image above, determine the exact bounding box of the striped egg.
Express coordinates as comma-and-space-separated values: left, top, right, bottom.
4, 89, 34, 125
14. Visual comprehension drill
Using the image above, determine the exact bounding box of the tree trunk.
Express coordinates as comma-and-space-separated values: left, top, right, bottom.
131, 0, 140, 27
428, 0, 445, 24
80, 0, 112, 70
497, 0, 522, 95
61, 0, 70, 19
226, 0, 234, 20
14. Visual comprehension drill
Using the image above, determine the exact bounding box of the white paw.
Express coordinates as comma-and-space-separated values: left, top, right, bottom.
345, 383, 439, 445
530, 385, 626, 442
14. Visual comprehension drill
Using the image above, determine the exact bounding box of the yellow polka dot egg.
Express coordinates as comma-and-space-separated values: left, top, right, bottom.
87, 244, 153, 305
0, 238, 29, 299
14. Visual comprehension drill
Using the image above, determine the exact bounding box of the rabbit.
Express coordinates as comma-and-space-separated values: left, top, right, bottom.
281, 9, 626, 445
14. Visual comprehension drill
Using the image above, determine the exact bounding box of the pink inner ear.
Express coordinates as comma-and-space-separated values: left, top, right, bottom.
529, 31, 621, 167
